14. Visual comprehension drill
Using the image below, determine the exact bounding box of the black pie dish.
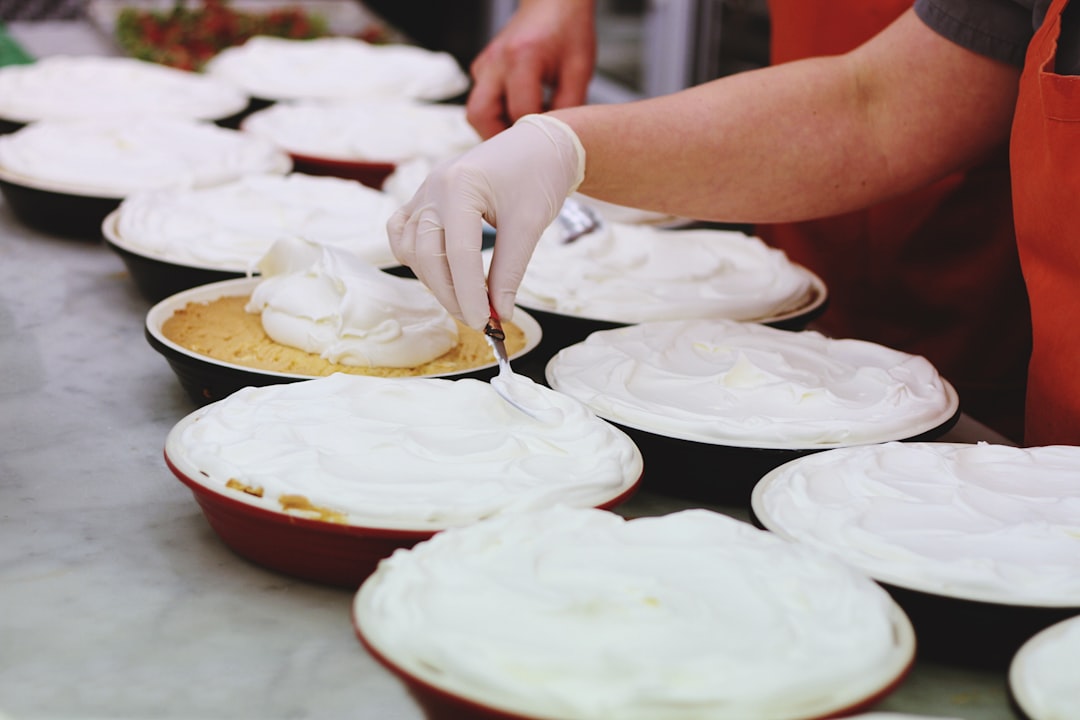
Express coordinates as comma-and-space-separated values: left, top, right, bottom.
750, 446, 1080, 669
0, 169, 122, 241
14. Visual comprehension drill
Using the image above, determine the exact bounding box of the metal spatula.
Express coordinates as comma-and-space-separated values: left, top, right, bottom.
483, 301, 544, 419
557, 197, 602, 243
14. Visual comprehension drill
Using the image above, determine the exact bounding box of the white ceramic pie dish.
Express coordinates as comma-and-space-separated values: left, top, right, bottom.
146, 276, 544, 405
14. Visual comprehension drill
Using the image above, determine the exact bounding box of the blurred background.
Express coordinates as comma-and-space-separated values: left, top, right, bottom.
0, 0, 771, 99
362, 0, 770, 101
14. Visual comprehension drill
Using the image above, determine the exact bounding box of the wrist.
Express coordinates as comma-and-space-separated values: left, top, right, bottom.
514, 113, 587, 194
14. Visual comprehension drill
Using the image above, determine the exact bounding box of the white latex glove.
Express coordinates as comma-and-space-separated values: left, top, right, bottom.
387, 113, 586, 329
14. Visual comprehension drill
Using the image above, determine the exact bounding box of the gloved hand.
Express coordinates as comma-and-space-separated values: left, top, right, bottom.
387, 113, 586, 329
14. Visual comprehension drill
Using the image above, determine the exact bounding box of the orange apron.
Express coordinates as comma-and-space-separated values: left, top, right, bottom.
1011, 0, 1080, 444
760, 0, 1032, 442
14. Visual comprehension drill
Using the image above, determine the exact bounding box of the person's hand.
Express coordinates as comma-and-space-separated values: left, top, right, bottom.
466, 0, 596, 139
387, 114, 586, 329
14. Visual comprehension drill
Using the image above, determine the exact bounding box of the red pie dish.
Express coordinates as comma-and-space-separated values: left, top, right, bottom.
239, 99, 479, 189
163, 374, 644, 588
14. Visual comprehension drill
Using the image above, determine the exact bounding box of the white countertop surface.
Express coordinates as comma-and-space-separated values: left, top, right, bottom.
0, 19, 1026, 720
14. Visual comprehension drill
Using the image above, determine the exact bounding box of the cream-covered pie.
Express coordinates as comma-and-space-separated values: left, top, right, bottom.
240, 99, 480, 165
511, 221, 820, 323
0, 55, 247, 124
204, 36, 469, 102
546, 319, 958, 448
1010, 614, 1080, 720
753, 441, 1080, 606
0, 118, 290, 197
160, 238, 530, 377
166, 375, 642, 529
354, 505, 914, 720
108, 173, 400, 271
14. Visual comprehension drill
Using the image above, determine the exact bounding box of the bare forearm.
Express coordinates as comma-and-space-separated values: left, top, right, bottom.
552, 58, 873, 222
551, 10, 1019, 223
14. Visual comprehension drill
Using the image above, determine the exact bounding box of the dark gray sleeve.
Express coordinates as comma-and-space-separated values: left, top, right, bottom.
1058, 3, 1080, 75
913, 0, 1037, 68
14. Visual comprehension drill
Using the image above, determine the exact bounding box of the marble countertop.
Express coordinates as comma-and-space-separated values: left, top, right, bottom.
0, 20, 1026, 720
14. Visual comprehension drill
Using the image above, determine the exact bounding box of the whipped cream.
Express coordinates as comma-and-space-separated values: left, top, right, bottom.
240, 99, 480, 164
111, 173, 400, 270
245, 237, 456, 367
167, 375, 642, 528
753, 442, 1080, 605
0, 118, 291, 197
380, 156, 435, 205
1011, 615, 1080, 719
0, 55, 248, 123
204, 36, 469, 102
546, 319, 957, 447
355, 506, 913, 720
511, 222, 815, 323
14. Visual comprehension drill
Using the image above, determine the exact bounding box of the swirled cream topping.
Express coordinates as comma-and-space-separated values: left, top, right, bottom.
354, 506, 913, 720
546, 319, 956, 447
0, 118, 291, 197
204, 36, 469, 102
0, 55, 248, 123
245, 237, 456, 367
111, 173, 400, 270
240, 99, 480, 163
168, 375, 642, 528
1011, 615, 1080, 719
754, 442, 1080, 605
513, 222, 815, 323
